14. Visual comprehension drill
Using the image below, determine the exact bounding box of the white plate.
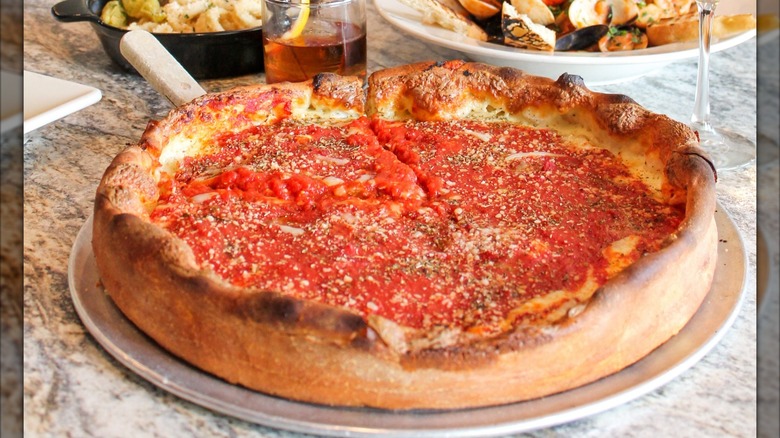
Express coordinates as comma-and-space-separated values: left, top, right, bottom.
67, 205, 746, 437
374, 0, 757, 85
1, 71, 23, 134
23, 71, 102, 134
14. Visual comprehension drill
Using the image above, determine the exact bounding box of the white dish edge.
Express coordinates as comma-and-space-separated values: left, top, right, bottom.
23, 71, 103, 134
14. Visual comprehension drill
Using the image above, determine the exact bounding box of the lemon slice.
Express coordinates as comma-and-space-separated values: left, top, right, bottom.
282, 0, 311, 40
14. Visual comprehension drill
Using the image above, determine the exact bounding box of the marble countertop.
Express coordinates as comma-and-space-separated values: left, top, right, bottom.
16, 0, 776, 436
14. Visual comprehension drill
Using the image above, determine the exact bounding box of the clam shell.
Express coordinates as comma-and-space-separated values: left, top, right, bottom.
568, 0, 639, 29
458, 0, 502, 20
510, 0, 555, 25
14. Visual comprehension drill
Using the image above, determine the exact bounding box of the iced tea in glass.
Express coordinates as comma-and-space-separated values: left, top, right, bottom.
262, 0, 367, 84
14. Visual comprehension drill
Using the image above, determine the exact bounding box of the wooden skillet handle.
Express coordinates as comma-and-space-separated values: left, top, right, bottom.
119, 30, 207, 107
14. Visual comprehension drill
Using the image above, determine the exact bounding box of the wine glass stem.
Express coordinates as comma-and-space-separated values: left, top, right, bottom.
691, 1, 717, 130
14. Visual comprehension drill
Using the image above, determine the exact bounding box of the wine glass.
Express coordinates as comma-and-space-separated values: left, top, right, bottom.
690, 0, 756, 171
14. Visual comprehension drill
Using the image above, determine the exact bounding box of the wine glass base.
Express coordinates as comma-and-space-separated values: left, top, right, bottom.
695, 126, 756, 172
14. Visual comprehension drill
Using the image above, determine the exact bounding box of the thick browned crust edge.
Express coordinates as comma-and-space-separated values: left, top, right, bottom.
139, 73, 366, 157
92, 63, 718, 410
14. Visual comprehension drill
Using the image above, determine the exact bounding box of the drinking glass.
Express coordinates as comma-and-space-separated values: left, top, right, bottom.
690, 0, 755, 171
262, 0, 367, 84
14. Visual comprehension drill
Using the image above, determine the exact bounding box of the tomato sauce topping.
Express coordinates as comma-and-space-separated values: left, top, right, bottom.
150, 117, 684, 334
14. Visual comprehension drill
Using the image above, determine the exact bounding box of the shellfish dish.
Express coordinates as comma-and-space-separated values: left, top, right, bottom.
396, 0, 756, 52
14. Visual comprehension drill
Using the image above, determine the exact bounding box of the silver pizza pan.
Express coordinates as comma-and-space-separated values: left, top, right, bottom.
67, 204, 747, 437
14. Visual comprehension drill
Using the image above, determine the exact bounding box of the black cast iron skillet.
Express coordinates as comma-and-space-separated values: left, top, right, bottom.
52, 0, 264, 79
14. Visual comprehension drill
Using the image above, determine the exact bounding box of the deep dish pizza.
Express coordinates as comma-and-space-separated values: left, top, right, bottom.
92, 60, 718, 410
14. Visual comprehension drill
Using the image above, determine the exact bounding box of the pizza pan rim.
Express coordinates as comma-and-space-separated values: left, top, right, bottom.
66, 205, 747, 437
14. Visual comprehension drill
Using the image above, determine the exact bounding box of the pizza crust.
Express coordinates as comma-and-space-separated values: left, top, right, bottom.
93, 61, 717, 409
